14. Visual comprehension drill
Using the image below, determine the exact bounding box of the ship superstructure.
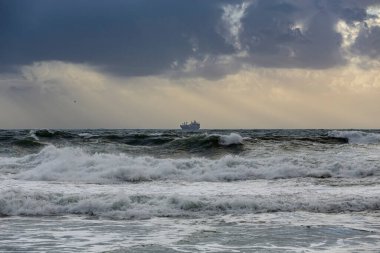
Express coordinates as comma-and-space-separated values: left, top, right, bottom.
180, 120, 200, 131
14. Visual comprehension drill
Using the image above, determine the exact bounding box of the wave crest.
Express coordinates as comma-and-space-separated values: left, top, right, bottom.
1, 145, 378, 183
329, 130, 380, 144
214, 133, 244, 146
1, 189, 379, 219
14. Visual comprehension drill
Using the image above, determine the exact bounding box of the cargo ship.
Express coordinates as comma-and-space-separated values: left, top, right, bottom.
180, 120, 200, 131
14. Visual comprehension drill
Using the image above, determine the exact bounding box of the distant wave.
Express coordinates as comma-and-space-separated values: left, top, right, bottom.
168, 133, 244, 152
1, 145, 378, 183
0, 130, 355, 158
23, 130, 349, 146
27, 131, 245, 148
212, 133, 245, 145
32, 129, 76, 139
101, 133, 173, 145
101, 132, 245, 147
1, 189, 379, 219
252, 136, 348, 144
11, 139, 45, 148
329, 130, 380, 144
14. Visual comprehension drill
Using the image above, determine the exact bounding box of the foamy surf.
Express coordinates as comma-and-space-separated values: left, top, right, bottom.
1, 179, 380, 219
329, 130, 380, 144
1, 129, 380, 252
1, 144, 379, 183
211, 132, 244, 145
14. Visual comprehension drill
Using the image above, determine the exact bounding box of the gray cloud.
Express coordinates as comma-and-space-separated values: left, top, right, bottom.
240, 1, 344, 69
0, 0, 379, 79
353, 25, 380, 59
239, 0, 380, 69
0, 0, 234, 76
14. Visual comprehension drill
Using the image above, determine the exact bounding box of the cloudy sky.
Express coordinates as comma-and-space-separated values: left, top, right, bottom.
1, 0, 380, 128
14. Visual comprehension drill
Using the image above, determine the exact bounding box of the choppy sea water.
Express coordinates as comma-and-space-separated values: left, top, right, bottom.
1, 129, 380, 252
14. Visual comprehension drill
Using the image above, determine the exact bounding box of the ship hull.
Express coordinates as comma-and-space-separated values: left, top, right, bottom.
180, 125, 200, 131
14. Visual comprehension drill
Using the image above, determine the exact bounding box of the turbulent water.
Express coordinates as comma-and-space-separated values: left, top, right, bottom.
1, 129, 380, 252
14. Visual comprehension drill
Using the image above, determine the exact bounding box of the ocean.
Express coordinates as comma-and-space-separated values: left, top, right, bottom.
1, 129, 380, 252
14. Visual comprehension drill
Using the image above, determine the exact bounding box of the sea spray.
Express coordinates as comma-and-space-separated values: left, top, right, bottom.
214, 133, 244, 145
1, 144, 378, 183
2, 129, 380, 252
1, 185, 380, 219
328, 130, 380, 144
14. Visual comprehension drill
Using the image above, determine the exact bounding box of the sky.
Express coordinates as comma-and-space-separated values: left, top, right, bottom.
1, 0, 380, 129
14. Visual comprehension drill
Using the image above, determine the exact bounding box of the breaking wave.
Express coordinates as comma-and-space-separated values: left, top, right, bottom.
1, 189, 379, 219
329, 130, 380, 144
101, 132, 245, 148
214, 133, 245, 145
168, 133, 244, 153
1, 145, 378, 183
27, 131, 246, 149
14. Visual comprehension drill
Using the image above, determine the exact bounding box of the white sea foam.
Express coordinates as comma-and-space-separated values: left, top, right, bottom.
78, 133, 97, 138
1, 145, 379, 183
28, 130, 39, 141
1, 186, 380, 219
329, 130, 380, 144
214, 133, 244, 145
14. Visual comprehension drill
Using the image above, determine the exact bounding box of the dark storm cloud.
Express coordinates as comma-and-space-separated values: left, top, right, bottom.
240, 0, 344, 69
354, 26, 380, 58
239, 0, 380, 69
0, 0, 379, 79
0, 0, 235, 76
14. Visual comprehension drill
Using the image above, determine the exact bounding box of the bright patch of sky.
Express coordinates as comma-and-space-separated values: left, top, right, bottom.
335, 5, 380, 65
367, 5, 380, 16
366, 5, 380, 27
220, 2, 251, 51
